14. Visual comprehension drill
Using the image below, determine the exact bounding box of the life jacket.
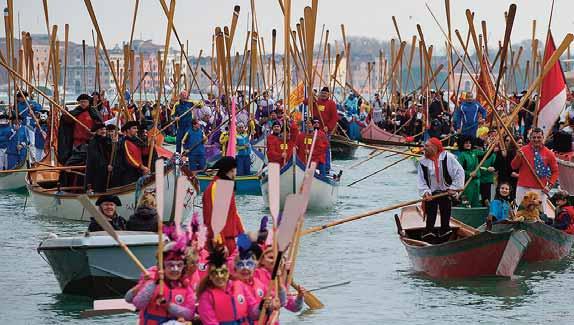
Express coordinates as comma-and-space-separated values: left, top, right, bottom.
209, 280, 250, 325
420, 154, 452, 188
140, 283, 192, 325
245, 277, 267, 305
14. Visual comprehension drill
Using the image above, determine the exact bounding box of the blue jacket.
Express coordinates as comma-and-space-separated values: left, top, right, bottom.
344, 96, 359, 115
454, 100, 487, 136
17, 100, 42, 125
182, 127, 205, 156
236, 133, 251, 156
6, 126, 28, 169
488, 199, 511, 222
0, 124, 13, 149
35, 124, 48, 149
173, 100, 194, 127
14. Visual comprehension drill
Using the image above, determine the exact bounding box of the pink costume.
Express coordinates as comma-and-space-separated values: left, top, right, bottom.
198, 279, 259, 325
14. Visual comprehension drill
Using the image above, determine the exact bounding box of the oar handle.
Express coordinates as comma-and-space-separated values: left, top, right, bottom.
120, 242, 149, 276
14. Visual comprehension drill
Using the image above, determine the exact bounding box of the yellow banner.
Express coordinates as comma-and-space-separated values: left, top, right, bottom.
288, 81, 305, 111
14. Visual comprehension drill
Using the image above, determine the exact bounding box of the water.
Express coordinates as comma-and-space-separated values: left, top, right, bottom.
1, 148, 574, 324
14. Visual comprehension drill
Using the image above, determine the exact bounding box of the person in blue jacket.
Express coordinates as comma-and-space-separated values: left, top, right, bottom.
486, 182, 515, 230
182, 118, 207, 172
16, 91, 42, 149
0, 113, 13, 170
6, 118, 28, 170
34, 109, 49, 162
453, 92, 487, 138
343, 92, 359, 116
172, 91, 195, 153
235, 122, 252, 176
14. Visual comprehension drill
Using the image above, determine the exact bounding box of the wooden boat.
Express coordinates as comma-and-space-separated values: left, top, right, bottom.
260, 157, 340, 210
38, 231, 158, 298
26, 161, 194, 222
556, 152, 574, 194
487, 221, 574, 262
330, 134, 358, 160
451, 206, 489, 228
395, 205, 530, 278
0, 159, 27, 192
360, 121, 406, 145
197, 173, 261, 195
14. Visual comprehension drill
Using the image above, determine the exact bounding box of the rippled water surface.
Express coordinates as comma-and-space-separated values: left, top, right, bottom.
1, 148, 573, 324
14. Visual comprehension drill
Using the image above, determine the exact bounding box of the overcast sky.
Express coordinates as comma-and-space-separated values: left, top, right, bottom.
13, 0, 574, 55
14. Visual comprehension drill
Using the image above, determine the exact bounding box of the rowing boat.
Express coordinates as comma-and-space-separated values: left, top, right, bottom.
396, 205, 530, 278
38, 231, 158, 298
360, 121, 406, 145
330, 134, 358, 160
0, 158, 27, 192
451, 206, 489, 228
556, 152, 574, 194
197, 173, 262, 195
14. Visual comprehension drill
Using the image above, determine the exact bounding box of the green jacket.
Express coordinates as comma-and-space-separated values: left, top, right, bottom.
479, 152, 496, 184
457, 149, 481, 180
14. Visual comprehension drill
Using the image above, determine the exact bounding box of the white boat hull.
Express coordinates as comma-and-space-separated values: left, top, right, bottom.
260, 158, 339, 210
0, 169, 26, 191
27, 167, 195, 222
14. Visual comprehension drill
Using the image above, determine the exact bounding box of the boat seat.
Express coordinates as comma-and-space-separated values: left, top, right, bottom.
404, 227, 461, 245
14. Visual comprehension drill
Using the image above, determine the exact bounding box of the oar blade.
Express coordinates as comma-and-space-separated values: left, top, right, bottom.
174, 175, 192, 235
300, 162, 316, 207
155, 159, 165, 219
78, 195, 119, 242
211, 179, 235, 236
268, 162, 281, 221
276, 194, 305, 252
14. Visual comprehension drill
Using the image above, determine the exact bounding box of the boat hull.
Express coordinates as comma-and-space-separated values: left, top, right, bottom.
330, 138, 358, 160
260, 158, 339, 210
360, 121, 405, 145
38, 232, 158, 298
27, 167, 194, 222
0, 169, 26, 191
557, 154, 574, 194
198, 174, 262, 195
489, 221, 574, 262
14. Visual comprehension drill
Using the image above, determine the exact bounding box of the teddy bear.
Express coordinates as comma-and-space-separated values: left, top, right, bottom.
512, 191, 543, 222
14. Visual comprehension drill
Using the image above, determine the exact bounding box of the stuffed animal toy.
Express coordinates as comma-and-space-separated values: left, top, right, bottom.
512, 191, 543, 222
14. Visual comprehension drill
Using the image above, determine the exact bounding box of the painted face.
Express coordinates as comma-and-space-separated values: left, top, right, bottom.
235, 258, 256, 280
499, 184, 510, 197
209, 266, 229, 288
164, 260, 185, 281
39, 112, 49, 121
99, 202, 116, 219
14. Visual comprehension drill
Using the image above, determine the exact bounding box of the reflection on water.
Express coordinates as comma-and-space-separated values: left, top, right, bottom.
1, 149, 574, 323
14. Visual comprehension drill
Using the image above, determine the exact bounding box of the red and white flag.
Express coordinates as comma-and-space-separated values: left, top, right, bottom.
537, 32, 568, 137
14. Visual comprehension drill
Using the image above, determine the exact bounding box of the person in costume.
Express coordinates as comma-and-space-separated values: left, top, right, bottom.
511, 128, 558, 213
343, 92, 359, 116
88, 195, 127, 232
85, 123, 112, 193
57, 93, 103, 164
0, 113, 13, 170
549, 190, 574, 234
131, 241, 196, 324
197, 245, 268, 325
92, 91, 113, 122
182, 118, 207, 172
5, 118, 28, 170
308, 87, 339, 172
296, 119, 329, 175
457, 135, 482, 207
453, 92, 487, 138
486, 182, 515, 229
202, 156, 245, 253
33, 109, 49, 162
115, 121, 151, 186
15, 90, 42, 149
172, 90, 195, 153
266, 120, 299, 166
236, 122, 252, 176
417, 137, 465, 239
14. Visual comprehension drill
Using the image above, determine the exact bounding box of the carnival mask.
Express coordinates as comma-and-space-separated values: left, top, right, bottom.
39, 112, 49, 122
235, 258, 256, 271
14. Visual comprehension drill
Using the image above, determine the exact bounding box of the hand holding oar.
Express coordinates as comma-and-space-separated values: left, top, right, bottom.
77, 195, 149, 276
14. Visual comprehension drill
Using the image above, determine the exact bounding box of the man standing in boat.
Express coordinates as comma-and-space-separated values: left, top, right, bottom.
115, 121, 150, 186
85, 123, 112, 193
172, 90, 195, 153
15, 90, 42, 149
266, 119, 299, 166
88, 195, 126, 232
296, 119, 329, 175
453, 92, 487, 138
307, 87, 339, 173
511, 127, 559, 212
417, 137, 465, 239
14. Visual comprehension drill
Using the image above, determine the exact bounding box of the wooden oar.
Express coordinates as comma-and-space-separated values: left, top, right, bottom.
0, 165, 85, 173
154, 159, 166, 294
80, 299, 135, 318
211, 179, 234, 242
308, 280, 351, 292
173, 175, 191, 235
77, 195, 149, 275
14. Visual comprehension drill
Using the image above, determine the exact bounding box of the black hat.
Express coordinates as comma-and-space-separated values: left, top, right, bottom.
105, 124, 118, 131
95, 195, 122, 206
91, 123, 106, 132
77, 93, 91, 101
320, 86, 330, 93
121, 120, 139, 132
271, 121, 281, 128
91, 91, 100, 97
213, 156, 237, 178
16, 91, 29, 98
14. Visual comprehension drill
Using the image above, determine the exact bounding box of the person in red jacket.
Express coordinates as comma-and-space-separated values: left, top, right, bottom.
202, 156, 245, 253
309, 87, 339, 134
296, 119, 329, 175
266, 120, 299, 166
511, 127, 559, 213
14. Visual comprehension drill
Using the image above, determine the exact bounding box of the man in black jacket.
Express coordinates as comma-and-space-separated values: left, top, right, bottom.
85, 123, 112, 193
88, 195, 127, 232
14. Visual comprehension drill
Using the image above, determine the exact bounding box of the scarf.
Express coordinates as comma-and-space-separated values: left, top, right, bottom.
534, 148, 551, 178
428, 137, 444, 183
